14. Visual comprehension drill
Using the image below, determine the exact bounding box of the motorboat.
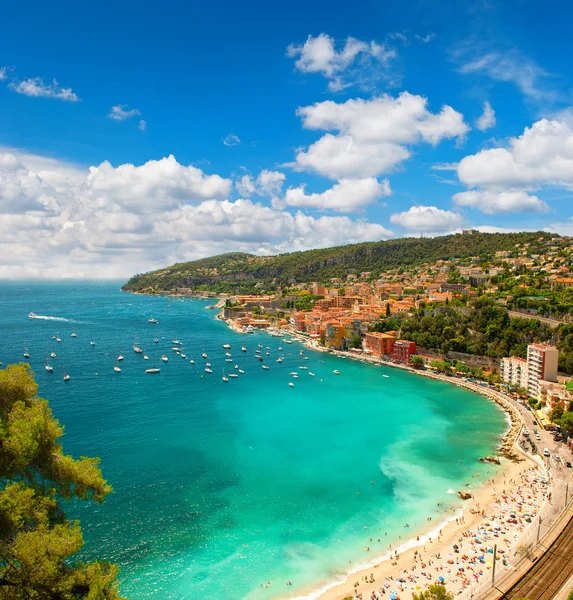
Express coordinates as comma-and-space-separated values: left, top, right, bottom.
133, 346, 143, 354
172, 347, 181, 353
256, 355, 263, 361
45, 357, 53, 373
190, 359, 195, 364
222, 370, 228, 382
90, 340, 96, 346
118, 355, 124, 361
56, 336, 61, 343
161, 355, 168, 362
23, 350, 30, 358
262, 365, 269, 370
228, 373, 238, 378
382, 374, 390, 378
299, 366, 307, 370
289, 382, 294, 387
154, 338, 159, 343
144, 355, 149, 360
223, 343, 231, 349
50, 352, 57, 359
333, 370, 340, 375
309, 372, 315, 376
205, 367, 213, 373
238, 369, 245, 374
202, 352, 208, 359
225, 358, 233, 362
114, 365, 121, 373
181, 354, 187, 359
145, 368, 160, 374
71, 332, 77, 337
225, 352, 232, 357
276, 358, 283, 363
206, 362, 212, 367
173, 339, 182, 345
241, 346, 247, 352
63, 371, 70, 381
292, 374, 298, 379
29, 312, 37, 319
148, 317, 158, 324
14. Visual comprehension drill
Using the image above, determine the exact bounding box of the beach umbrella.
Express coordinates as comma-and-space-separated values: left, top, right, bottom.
438, 576, 445, 582
389, 594, 397, 600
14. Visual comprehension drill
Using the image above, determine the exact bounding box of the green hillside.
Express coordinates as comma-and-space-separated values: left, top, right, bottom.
123, 231, 553, 294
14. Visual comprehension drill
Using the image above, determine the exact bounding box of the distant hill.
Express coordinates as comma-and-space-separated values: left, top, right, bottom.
123, 231, 554, 294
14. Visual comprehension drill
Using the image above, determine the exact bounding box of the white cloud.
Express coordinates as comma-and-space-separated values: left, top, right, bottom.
9, 77, 80, 102
0, 67, 8, 81
390, 205, 464, 233
138, 120, 147, 131
292, 92, 469, 179
279, 177, 390, 212
287, 33, 396, 91
415, 33, 436, 43
476, 101, 496, 131
452, 190, 549, 214
108, 104, 141, 121
235, 170, 286, 198
457, 118, 573, 190
0, 149, 392, 278
223, 134, 241, 147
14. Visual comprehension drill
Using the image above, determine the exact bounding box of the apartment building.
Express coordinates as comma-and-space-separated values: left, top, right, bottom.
500, 356, 529, 390
527, 344, 558, 398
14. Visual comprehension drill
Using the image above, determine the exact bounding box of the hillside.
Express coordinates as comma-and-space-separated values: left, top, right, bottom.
123, 231, 552, 294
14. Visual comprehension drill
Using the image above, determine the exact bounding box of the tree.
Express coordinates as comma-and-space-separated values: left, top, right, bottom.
0, 364, 125, 599
386, 302, 391, 317
560, 412, 573, 436
413, 584, 454, 600
410, 355, 424, 368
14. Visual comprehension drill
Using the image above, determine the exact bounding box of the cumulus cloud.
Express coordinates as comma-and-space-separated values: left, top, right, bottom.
287, 33, 396, 91
108, 104, 141, 121
292, 92, 469, 179
223, 134, 241, 147
0, 149, 392, 278
138, 119, 147, 131
0, 67, 8, 81
279, 177, 391, 212
476, 101, 496, 131
452, 190, 549, 214
9, 77, 80, 102
235, 170, 286, 198
390, 205, 464, 233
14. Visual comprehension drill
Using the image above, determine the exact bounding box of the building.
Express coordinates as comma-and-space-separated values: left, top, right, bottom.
364, 332, 395, 358
527, 344, 559, 398
500, 356, 529, 391
392, 340, 417, 364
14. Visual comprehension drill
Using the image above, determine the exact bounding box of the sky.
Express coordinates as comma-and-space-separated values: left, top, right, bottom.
2, 0, 573, 278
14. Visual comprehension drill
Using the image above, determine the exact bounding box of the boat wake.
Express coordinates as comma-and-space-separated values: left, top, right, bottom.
29, 313, 75, 322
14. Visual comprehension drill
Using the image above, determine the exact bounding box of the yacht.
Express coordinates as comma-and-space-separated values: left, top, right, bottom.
223, 343, 231, 349
173, 339, 182, 345
144, 355, 149, 360
262, 365, 269, 370
234, 364, 239, 369
56, 336, 61, 343
148, 317, 158, 324
45, 357, 53, 373
23, 350, 30, 359
238, 369, 245, 374
292, 373, 298, 379
241, 346, 247, 352
222, 370, 229, 382
202, 352, 208, 359
289, 382, 294, 387
181, 353, 187, 359
285, 339, 293, 344
333, 370, 340, 375
133, 346, 143, 354
71, 332, 77, 337
50, 352, 57, 359
299, 366, 308, 370
206, 362, 212, 367
154, 338, 159, 343
63, 371, 70, 381
190, 359, 195, 364
161, 355, 168, 362
225, 352, 232, 357
118, 355, 124, 361
205, 367, 213, 373
228, 373, 238, 378
90, 340, 96, 347
114, 365, 121, 373
172, 347, 181, 353
145, 368, 160, 374
29, 312, 37, 319
276, 358, 283, 363
245, 325, 254, 333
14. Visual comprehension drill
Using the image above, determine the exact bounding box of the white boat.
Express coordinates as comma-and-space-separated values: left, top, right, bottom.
256, 355, 263, 361
23, 350, 30, 358
90, 340, 96, 346
205, 367, 213, 373
238, 369, 245, 374
114, 365, 121, 373
118, 355, 124, 361
382, 374, 390, 378
173, 339, 182, 345
303, 357, 309, 360
292, 374, 299, 379
225, 352, 232, 357
258, 344, 263, 348
56, 336, 61, 343
333, 370, 340, 375
299, 365, 308, 370
276, 358, 283, 363
161, 355, 168, 362
145, 368, 160, 374
172, 347, 181, 352
190, 359, 195, 364
206, 362, 212, 367
133, 346, 143, 354
309, 372, 315, 376
154, 338, 159, 343
181, 354, 187, 359
222, 369, 228, 382
225, 358, 233, 363
202, 352, 208, 359
285, 340, 293, 344
45, 356, 53, 373
29, 312, 37, 319
148, 317, 158, 324
223, 344, 231, 349
234, 364, 239, 369
262, 365, 269, 370
289, 382, 294, 387
278, 347, 283, 351
241, 346, 247, 352
229, 373, 238, 378
63, 372, 70, 381
71, 332, 77, 337
144, 355, 149, 360
289, 372, 297, 375
50, 352, 57, 359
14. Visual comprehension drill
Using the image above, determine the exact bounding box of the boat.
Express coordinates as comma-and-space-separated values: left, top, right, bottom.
239, 369, 245, 374
245, 325, 254, 333
118, 355, 124, 361
223, 343, 231, 349
333, 370, 340, 375
292, 374, 298, 379
148, 317, 158, 324
71, 332, 77, 337
190, 359, 195, 364
181, 354, 187, 359
45, 356, 53, 373
382, 374, 390, 378
299, 366, 307, 370
50, 352, 57, 359
114, 365, 121, 373
206, 362, 212, 367
289, 382, 294, 387
202, 352, 208, 359
154, 338, 159, 343
309, 372, 315, 376
225, 358, 233, 362
241, 346, 247, 352
205, 367, 213, 373
278, 347, 283, 351
144, 355, 149, 360
262, 365, 269, 370
28, 312, 37, 319
303, 357, 309, 360
299, 350, 304, 356
289, 371, 297, 375
285, 340, 293, 344
173, 339, 182, 345
222, 369, 228, 382
258, 344, 263, 348
234, 364, 239, 369
225, 352, 232, 357
256, 355, 263, 361
161, 355, 168, 362
133, 345, 143, 354
228, 373, 238, 378
145, 368, 160, 374
63, 372, 70, 381
172, 347, 181, 352
56, 336, 61, 343
23, 350, 30, 358
90, 340, 96, 347
276, 358, 283, 363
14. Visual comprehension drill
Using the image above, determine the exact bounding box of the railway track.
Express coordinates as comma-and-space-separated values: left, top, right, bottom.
499, 512, 573, 599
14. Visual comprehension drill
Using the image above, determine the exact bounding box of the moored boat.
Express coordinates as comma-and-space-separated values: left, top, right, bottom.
145, 368, 160, 374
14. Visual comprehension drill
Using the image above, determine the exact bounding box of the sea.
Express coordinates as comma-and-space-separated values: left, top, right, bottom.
0, 281, 507, 600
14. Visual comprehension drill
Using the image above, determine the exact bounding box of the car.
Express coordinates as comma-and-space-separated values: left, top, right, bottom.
565, 461, 572, 468
543, 448, 550, 457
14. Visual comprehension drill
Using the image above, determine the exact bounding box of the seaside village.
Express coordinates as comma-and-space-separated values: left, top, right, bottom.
200, 234, 573, 432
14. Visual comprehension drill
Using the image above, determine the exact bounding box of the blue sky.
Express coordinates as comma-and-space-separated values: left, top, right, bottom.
1, 0, 573, 277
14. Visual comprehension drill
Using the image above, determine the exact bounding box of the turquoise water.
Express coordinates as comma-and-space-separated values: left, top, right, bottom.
0, 282, 506, 599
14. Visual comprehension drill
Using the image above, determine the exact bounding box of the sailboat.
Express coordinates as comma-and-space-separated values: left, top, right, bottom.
45, 355, 53, 373
133, 337, 143, 353
71, 332, 77, 337
56, 334, 62, 343
145, 367, 160, 374
241, 346, 247, 352
50, 351, 57, 359
114, 364, 121, 373
154, 338, 159, 343
90, 340, 96, 347
148, 316, 158, 324
223, 343, 231, 349
23, 349, 30, 359
222, 369, 228, 382
161, 355, 168, 362
63, 368, 70, 381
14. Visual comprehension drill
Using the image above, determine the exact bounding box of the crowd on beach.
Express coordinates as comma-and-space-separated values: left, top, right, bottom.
344, 467, 549, 600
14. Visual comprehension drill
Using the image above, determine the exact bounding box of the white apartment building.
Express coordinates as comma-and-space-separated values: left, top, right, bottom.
500, 356, 529, 390
527, 344, 558, 399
